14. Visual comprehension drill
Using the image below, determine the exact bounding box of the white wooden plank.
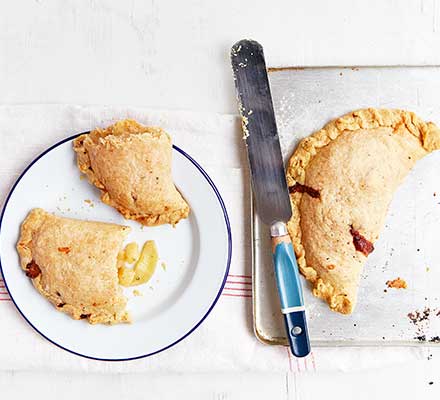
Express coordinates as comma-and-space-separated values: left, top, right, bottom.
1, 0, 440, 114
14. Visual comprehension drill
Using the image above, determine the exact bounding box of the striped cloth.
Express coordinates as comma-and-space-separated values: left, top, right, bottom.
0, 105, 428, 373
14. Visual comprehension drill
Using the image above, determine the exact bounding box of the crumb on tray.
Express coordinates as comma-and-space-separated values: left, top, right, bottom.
386, 277, 407, 289
84, 199, 94, 207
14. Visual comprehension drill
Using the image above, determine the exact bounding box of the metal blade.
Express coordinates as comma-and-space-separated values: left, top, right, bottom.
231, 39, 291, 226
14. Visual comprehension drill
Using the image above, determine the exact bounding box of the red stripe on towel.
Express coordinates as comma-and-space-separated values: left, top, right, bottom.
311, 351, 317, 372
222, 293, 252, 298
224, 287, 252, 292
296, 356, 301, 372
225, 281, 251, 285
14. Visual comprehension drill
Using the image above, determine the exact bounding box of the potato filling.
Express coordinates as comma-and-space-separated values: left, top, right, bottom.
118, 241, 158, 287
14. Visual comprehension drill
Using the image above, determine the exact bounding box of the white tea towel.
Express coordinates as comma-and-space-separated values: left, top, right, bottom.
0, 105, 435, 373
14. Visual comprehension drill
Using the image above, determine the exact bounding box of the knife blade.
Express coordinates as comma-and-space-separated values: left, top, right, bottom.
231, 39, 311, 357
230, 40, 291, 226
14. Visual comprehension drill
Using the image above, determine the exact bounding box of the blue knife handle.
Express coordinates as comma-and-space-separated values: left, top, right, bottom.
271, 223, 311, 358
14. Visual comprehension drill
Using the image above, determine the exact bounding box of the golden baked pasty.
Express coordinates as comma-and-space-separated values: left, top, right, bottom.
73, 119, 190, 226
17, 208, 131, 324
287, 109, 440, 314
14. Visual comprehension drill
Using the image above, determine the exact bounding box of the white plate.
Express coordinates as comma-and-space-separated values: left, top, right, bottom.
0, 134, 231, 360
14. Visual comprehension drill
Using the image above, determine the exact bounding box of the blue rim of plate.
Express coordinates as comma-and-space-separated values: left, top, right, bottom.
0, 132, 232, 362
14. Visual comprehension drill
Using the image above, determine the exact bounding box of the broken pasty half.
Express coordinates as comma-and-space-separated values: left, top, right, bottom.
17, 208, 131, 324
286, 109, 440, 315
73, 119, 190, 226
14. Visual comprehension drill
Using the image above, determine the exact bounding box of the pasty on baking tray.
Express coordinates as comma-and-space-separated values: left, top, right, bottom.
287, 109, 440, 314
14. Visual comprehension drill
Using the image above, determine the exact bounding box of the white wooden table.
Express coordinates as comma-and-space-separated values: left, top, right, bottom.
1, 0, 440, 398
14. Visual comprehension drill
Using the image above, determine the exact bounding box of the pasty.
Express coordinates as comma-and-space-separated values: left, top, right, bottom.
287, 109, 440, 314
73, 119, 190, 226
17, 208, 131, 324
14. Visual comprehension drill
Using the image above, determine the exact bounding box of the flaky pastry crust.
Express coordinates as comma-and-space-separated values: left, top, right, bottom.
287, 108, 440, 314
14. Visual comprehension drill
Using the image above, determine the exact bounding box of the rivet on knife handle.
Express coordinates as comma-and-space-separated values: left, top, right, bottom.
231, 39, 311, 357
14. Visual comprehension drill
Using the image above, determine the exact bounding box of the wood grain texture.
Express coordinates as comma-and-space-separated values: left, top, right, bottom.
1, 0, 440, 114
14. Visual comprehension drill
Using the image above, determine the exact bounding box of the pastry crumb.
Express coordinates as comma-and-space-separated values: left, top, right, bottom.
84, 199, 94, 207
386, 277, 407, 289
238, 102, 250, 140
241, 115, 249, 139
133, 289, 142, 297
161, 261, 167, 271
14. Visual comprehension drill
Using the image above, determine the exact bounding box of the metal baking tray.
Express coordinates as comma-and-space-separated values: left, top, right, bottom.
253, 66, 440, 346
